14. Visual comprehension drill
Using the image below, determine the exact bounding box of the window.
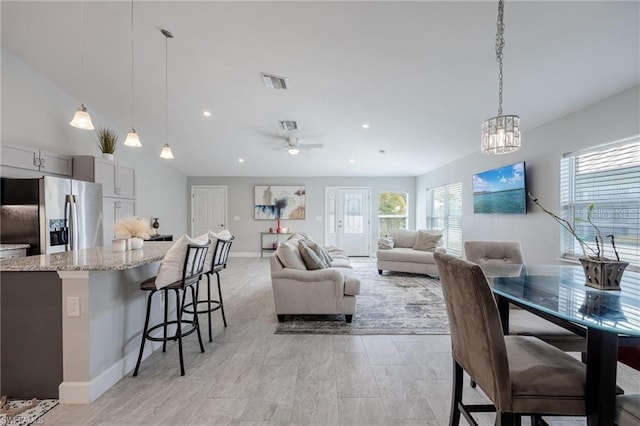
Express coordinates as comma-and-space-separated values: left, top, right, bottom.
378, 192, 408, 236
426, 182, 462, 256
560, 137, 640, 268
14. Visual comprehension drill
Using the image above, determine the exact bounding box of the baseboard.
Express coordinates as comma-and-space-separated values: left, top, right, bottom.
58, 340, 163, 404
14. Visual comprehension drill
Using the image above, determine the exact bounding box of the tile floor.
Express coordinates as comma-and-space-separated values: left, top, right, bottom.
41, 258, 639, 425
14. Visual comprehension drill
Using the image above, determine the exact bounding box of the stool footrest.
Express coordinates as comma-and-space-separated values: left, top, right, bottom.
146, 320, 199, 342
183, 300, 223, 315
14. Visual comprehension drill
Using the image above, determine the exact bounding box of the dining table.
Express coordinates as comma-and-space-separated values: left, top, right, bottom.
484, 263, 640, 426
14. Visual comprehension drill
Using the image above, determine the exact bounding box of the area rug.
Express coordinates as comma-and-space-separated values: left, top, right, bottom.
0, 397, 58, 426
275, 259, 450, 335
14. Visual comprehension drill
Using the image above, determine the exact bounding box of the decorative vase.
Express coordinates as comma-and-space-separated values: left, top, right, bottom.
102, 153, 114, 161
131, 237, 144, 250
579, 257, 628, 291
152, 218, 160, 236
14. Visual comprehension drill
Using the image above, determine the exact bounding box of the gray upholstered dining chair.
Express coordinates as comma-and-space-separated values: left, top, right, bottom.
434, 252, 586, 425
464, 241, 586, 353
617, 394, 640, 426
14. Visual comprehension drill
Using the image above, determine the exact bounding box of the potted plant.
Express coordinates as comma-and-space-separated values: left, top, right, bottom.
113, 216, 152, 250
96, 127, 118, 160
528, 192, 628, 290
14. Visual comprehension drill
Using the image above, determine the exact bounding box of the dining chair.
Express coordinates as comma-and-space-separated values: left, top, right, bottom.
616, 394, 640, 425
464, 241, 586, 353
183, 236, 234, 342
133, 240, 211, 377
434, 252, 586, 425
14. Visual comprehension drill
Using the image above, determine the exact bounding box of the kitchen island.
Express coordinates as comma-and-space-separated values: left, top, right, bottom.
0, 242, 173, 403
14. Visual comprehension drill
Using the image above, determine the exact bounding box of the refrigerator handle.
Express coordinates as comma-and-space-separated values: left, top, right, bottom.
65, 195, 73, 251
71, 195, 79, 251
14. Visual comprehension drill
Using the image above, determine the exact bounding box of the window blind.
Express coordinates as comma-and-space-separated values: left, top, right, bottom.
426, 182, 462, 256
560, 138, 640, 268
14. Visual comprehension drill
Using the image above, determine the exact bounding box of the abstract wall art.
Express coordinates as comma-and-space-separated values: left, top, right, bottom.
254, 185, 306, 220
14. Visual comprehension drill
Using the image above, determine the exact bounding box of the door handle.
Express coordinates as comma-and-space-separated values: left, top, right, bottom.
65, 195, 73, 251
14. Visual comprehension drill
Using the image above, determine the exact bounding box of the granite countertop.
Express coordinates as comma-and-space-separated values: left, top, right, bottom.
0, 241, 173, 272
0, 244, 30, 251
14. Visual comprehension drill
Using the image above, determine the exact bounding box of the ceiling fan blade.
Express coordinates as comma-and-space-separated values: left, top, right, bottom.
302, 143, 324, 149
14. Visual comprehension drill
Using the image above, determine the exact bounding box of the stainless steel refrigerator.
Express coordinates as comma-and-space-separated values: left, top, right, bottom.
1, 176, 103, 254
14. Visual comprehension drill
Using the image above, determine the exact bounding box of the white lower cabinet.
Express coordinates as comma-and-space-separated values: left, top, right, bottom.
103, 198, 136, 243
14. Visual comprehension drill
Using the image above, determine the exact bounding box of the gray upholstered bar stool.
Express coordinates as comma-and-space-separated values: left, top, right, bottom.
184, 236, 234, 342
133, 240, 211, 377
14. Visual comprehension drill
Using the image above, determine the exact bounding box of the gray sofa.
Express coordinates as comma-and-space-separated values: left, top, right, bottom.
376, 229, 444, 276
269, 233, 360, 323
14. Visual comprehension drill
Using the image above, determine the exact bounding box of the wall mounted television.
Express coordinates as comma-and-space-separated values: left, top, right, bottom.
472, 161, 527, 214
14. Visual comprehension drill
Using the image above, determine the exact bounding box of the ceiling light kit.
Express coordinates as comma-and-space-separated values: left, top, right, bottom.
124, 0, 142, 147
481, 0, 521, 155
159, 28, 175, 159
69, 0, 94, 130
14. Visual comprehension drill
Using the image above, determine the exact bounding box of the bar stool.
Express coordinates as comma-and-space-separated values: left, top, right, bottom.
133, 240, 211, 377
184, 236, 234, 342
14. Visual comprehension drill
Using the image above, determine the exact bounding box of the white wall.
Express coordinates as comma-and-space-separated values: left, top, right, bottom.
187, 176, 416, 254
1, 48, 187, 238
416, 85, 640, 264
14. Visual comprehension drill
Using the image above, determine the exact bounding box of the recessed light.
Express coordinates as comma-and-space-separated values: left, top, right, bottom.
238, 158, 244, 163
203, 111, 211, 117
349, 159, 355, 164
362, 124, 369, 129
379, 149, 386, 154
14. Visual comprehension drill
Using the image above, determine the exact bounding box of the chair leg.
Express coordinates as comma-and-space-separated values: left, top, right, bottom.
470, 378, 477, 388
206, 274, 213, 341
449, 360, 463, 426
277, 314, 285, 322
175, 288, 185, 376
133, 290, 154, 377
190, 284, 205, 353
216, 272, 228, 327
162, 289, 168, 352
497, 412, 516, 426
345, 314, 353, 323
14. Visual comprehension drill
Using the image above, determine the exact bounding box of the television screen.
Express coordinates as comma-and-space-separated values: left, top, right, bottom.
472, 161, 526, 214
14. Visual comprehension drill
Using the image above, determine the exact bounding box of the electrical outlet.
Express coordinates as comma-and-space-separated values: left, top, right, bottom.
67, 297, 80, 317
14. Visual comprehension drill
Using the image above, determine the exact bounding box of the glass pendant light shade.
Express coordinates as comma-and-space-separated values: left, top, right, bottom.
124, 129, 142, 147
69, 104, 95, 130
287, 147, 300, 155
160, 143, 174, 159
481, 114, 521, 155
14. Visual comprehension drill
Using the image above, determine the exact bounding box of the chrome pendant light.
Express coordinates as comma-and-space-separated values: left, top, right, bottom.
124, 0, 141, 147
69, 0, 95, 130
481, 0, 520, 155
159, 28, 174, 159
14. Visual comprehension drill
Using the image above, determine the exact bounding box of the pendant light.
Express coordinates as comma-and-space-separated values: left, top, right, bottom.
69, 0, 95, 130
481, 0, 521, 155
124, 0, 142, 147
159, 29, 174, 159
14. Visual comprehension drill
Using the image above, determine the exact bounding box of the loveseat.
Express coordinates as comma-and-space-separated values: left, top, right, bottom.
376, 229, 444, 276
269, 233, 360, 323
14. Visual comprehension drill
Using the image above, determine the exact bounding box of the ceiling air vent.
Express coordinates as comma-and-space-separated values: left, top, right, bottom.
279, 120, 298, 131
261, 73, 287, 90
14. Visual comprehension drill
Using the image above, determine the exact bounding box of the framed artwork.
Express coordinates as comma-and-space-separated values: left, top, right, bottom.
254, 185, 306, 219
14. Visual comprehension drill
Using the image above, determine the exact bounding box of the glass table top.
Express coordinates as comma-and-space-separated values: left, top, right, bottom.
485, 264, 640, 337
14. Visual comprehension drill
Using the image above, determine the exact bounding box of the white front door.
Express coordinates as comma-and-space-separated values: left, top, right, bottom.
325, 187, 371, 256
191, 186, 227, 236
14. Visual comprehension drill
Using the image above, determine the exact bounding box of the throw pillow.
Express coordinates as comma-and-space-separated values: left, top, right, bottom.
305, 240, 333, 265
412, 230, 443, 252
378, 237, 395, 250
389, 229, 418, 248
155, 234, 210, 289
298, 240, 328, 270
275, 241, 307, 270
195, 229, 233, 272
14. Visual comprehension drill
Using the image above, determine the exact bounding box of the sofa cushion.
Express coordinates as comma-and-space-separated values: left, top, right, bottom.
388, 229, 417, 248
275, 241, 307, 270
298, 240, 329, 270
413, 230, 442, 251
305, 239, 333, 265
376, 247, 437, 264
330, 258, 352, 269
378, 237, 395, 250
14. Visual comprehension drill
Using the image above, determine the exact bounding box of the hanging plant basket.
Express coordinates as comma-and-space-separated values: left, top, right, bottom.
579, 257, 629, 291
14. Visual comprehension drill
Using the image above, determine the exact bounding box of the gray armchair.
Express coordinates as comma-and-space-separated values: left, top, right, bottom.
464, 241, 586, 353
434, 252, 586, 424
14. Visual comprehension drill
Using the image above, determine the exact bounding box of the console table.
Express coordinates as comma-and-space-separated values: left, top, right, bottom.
260, 232, 291, 258
144, 234, 173, 241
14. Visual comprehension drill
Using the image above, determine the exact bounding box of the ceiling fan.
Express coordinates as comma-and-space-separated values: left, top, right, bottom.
283, 135, 324, 155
